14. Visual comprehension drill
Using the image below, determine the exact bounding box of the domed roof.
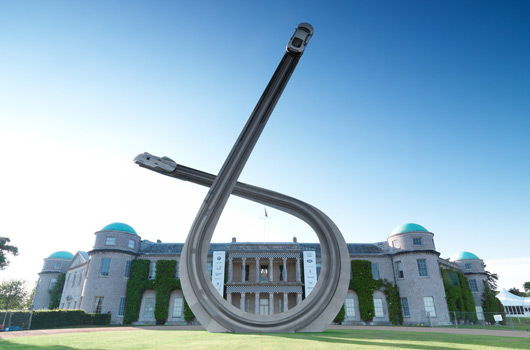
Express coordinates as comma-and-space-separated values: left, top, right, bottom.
391, 223, 429, 235
101, 222, 137, 235
48, 251, 74, 259
449, 251, 480, 261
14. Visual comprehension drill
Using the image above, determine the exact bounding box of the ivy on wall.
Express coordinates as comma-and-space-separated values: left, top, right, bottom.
123, 259, 153, 324
123, 259, 193, 325
349, 260, 376, 321
441, 269, 476, 323
48, 273, 66, 309
347, 260, 402, 325
154, 260, 181, 325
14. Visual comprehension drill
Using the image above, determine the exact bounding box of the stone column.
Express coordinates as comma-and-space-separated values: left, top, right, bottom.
227, 292, 232, 305
296, 257, 301, 282
296, 293, 302, 305
283, 292, 289, 311
269, 293, 274, 315
255, 258, 260, 283
241, 257, 246, 282
282, 258, 287, 281
269, 257, 274, 282
255, 293, 260, 314
240, 292, 246, 311
228, 257, 233, 283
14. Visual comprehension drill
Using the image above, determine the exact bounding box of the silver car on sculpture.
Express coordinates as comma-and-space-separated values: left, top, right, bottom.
287, 22, 314, 54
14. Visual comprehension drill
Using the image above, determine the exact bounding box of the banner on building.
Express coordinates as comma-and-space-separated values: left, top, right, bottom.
212, 251, 226, 296
303, 251, 317, 297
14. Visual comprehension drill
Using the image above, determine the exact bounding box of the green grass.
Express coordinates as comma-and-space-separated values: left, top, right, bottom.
1, 329, 529, 350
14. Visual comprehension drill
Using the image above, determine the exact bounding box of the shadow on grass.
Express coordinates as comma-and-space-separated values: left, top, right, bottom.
242, 329, 528, 350
0, 343, 93, 350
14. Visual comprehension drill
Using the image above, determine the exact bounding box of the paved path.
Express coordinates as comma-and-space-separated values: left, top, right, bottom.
1, 324, 529, 339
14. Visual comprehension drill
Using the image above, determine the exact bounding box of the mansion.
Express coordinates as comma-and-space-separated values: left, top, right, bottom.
33, 222, 489, 326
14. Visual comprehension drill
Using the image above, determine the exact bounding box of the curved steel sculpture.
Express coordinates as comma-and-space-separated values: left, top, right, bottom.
134, 23, 350, 333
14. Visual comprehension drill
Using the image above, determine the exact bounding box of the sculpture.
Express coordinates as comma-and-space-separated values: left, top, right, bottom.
135, 23, 350, 333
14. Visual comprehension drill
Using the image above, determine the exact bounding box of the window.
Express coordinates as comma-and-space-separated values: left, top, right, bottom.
105, 236, 116, 245
469, 279, 478, 292
245, 264, 250, 281
465, 263, 472, 270
128, 239, 135, 249
401, 297, 410, 317
78, 271, 83, 286
172, 297, 183, 318
316, 263, 322, 280
392, 240, 400, 249
279, 298, 284, 313
118, 297, 126, 317
279, 265, 284, 281
374, 298, 384, 317
124, 260, 132, 278
148, 262, 156, 280
72, 272, 77, 287
49, 278, 57, 291
74, 301, 77, 309
260, 265, 268, 282
371, 262, 380, 280
259, 298, 269, 316
54, 262, 63, 269
412, 237, 422, 246
100, 258, 111, 277
143, 298, 155, 318
417, 259, 428, 277
245, 298, 250, 313
423, 297, 436, 317
396, 261, 404, 279
476, 306, 484, 321
93, 296, 104, 314
345, 297, 355, 318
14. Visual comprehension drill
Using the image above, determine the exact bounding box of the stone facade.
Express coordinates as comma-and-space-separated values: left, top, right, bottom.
33, 222, 489, 326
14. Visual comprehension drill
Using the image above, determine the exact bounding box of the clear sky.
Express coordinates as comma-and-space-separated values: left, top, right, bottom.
1, 1, 529, 292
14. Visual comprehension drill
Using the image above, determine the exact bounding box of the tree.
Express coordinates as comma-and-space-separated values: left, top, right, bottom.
0, 237, 18, 270
25, 283, 36, 309
481, 281, 506, 324
508, 287, 524, 297
49, 273, 66, 309
0, 279, 28, 311
523, 281, 530, 295
483, 264, 499, 291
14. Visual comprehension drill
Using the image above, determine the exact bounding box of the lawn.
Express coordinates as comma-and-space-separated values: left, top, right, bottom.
1, 329, 529, 350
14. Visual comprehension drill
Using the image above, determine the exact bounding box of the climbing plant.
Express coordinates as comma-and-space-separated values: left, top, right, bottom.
377, 279, 403, 325
349, 260, 376, 322
441, 268, 477, 323
123, 259, 192, 325
348, 260, 402, 325
154, 260, 181, 324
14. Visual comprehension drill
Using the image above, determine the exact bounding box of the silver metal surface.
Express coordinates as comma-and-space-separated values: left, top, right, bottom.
135, 23, 350, 333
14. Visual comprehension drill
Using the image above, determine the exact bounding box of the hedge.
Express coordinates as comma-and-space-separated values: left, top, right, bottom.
0, 310, 110, 330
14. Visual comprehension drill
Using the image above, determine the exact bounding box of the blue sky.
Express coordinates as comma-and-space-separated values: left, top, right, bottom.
1, 1, 529, 291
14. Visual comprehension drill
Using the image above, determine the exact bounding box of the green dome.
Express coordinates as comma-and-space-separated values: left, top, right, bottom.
101, 222, 137, 235
449, 251, 480, 261
391, 223, 429, 235
48, 251, 74, 259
